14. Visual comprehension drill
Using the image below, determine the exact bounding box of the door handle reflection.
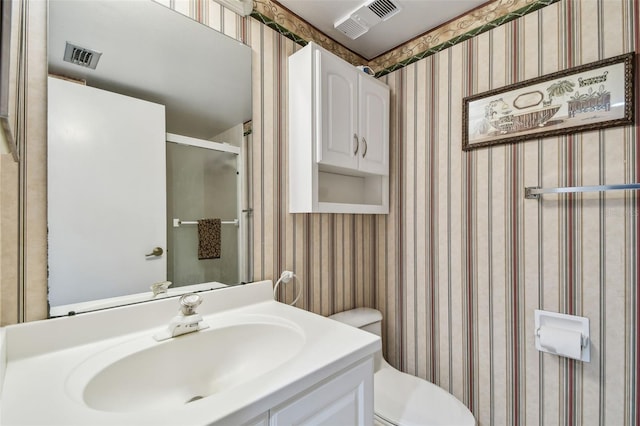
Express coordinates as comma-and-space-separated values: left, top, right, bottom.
145, 247, 164, 257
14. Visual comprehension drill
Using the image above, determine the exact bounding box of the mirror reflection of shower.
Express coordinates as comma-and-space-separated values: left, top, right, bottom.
166, 130, 247, 288
47, 0, 253, 315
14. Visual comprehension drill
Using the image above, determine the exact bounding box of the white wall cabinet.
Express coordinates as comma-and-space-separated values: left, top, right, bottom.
289, 42, 389, 214
316, 47, 388, 176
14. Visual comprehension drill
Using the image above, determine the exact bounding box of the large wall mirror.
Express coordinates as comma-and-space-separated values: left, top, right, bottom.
47, 0, 252, 316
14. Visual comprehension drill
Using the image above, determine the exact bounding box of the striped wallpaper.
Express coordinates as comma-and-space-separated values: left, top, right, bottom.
5, 0, 639, 424
244, 0, 640, 425
373, 1, 639, 425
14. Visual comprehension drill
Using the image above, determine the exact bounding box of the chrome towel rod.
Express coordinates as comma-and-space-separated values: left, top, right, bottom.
173, 218, 239, 227
525, 183, 640, 199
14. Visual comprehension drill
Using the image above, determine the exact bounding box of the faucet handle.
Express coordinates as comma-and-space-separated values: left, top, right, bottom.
179, 293, 202, 315
150, 280, 172, 297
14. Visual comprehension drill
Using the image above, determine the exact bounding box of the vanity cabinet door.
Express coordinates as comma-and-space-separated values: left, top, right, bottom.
241, 412, 269, 426
269, 358, 374, 426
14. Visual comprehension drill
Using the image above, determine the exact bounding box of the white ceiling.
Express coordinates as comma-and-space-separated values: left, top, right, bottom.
48, 0, 252, 140
277, 0, 488, 59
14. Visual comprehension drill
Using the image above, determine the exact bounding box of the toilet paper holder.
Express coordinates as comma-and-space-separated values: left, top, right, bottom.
534, 309, 590, 362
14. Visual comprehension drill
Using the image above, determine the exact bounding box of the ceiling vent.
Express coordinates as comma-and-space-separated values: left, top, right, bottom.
334, 0, 402, 40
63, 42, 102, 69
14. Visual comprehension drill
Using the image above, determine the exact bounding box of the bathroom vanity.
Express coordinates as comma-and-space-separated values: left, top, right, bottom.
0, 281, 379, 425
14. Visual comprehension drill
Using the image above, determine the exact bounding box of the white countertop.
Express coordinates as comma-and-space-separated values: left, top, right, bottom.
0, 281, 379, 425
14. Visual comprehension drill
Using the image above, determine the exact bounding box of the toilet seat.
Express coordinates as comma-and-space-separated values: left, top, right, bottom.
374, 366, 475, 426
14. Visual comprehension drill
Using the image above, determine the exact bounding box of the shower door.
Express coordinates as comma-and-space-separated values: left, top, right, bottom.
166, 137, 241, 287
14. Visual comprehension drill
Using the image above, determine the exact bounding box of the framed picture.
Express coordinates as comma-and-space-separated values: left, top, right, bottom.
462, 52, 635, 150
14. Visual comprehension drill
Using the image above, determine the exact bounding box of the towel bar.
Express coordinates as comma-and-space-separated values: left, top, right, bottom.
172, 218, 239, 227
525, 183, 640, 199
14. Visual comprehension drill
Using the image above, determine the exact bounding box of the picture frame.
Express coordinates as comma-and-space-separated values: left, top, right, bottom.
462, 52, 635, 151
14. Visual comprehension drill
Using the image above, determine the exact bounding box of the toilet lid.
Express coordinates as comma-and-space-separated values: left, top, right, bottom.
374, 367, 475, 426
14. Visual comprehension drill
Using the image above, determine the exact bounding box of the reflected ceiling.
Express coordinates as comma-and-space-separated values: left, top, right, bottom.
48, 0, 251, 139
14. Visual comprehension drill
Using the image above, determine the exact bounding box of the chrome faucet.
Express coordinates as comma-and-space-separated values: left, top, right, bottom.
153, 293, 209, 341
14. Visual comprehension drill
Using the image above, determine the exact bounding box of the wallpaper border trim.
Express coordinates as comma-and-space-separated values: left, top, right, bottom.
249, 0, 560, 76
250, 0, 368, 65
373, 0, 560, 76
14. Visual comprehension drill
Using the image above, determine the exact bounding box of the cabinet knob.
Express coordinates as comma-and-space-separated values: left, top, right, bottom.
353, 134, 359, 155
361, 137, 368, 158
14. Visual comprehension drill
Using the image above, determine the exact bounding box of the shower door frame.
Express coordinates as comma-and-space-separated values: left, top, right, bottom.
166, 132, 247, 284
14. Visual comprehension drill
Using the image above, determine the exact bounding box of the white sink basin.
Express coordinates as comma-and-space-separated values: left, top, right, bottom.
65, 315, 305, 413
1, 281, 380, 426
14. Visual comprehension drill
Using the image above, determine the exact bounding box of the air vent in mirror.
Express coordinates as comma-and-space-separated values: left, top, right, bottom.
63, 42, 102, 69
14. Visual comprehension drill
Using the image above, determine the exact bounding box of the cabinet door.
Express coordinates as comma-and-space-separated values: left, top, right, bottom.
241, 412, 269, 426
358, 75, 389, 175
316, 48, 359, 170
269, 358, 374, 426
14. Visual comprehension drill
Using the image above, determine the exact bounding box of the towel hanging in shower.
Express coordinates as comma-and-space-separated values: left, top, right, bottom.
197, 218, 221, 259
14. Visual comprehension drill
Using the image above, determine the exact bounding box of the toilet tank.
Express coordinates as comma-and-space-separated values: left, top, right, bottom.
329, 308, 382, 336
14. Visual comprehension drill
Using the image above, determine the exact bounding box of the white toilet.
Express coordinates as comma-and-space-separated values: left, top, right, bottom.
329, 308, 475, 426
